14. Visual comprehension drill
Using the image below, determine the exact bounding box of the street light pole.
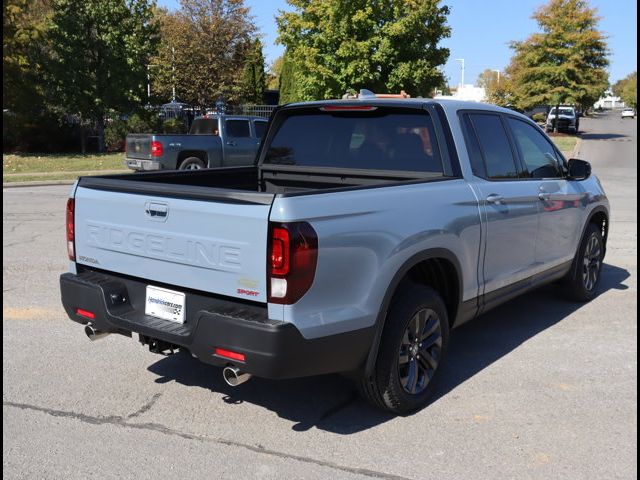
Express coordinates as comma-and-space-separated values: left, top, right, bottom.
146, 64, 158, 105
492, 69, 501, 84
172, 47, 176, 103
456, 58, 465, 88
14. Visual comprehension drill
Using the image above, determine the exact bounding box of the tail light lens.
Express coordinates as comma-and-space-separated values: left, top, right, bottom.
268, 222, 318, 304
66, 198, 75, 260
151, 140, 163, 157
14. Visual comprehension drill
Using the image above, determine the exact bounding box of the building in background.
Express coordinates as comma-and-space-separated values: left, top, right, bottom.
434, 84, 486, 102
594, 91, 625, 109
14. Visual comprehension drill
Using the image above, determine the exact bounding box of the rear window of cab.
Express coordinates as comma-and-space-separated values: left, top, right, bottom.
264, 109, 444, 173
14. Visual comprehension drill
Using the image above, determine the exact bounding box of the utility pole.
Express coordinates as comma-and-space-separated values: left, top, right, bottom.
146, 64, 158, 103
492, 69, 501, 84
456, 58, 465, 88
171, 47, 176, 102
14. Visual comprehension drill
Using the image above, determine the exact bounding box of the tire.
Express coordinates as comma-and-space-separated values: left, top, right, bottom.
358, 284, 450, 414
178, 157, 206, 170
563, 223, 604, 302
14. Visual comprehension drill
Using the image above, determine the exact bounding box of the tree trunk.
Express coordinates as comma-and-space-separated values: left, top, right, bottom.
96, 116, 105, 153
553, 103, 560, 133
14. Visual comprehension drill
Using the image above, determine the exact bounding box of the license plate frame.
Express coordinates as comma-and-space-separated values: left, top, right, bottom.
145, 285, 186, 324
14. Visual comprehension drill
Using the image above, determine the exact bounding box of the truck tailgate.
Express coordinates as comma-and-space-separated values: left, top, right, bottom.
73, 184, 273, 302
126, 134, 152, 160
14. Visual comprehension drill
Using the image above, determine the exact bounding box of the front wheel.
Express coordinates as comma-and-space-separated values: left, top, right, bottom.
358, 284, 449, 414
563, 223, 604, 302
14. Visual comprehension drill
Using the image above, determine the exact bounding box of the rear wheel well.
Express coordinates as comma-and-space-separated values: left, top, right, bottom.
589, 211, 608, 252
401, 258, 460, 327
589, 210, 609, 258
176, 151, 207, 169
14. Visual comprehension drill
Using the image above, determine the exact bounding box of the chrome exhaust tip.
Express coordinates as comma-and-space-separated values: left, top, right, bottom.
84, 324, 110, 341
222, 366, 252, 387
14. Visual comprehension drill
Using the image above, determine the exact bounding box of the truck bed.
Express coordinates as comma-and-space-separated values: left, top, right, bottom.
79, 165, 441, 202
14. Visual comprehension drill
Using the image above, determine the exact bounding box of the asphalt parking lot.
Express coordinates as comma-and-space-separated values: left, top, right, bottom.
3, 111, 637, 479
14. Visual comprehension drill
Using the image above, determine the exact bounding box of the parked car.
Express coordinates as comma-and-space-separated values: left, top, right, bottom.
61, 97, 609, 413
546, 106, 580, 134
124, 114, 269, 171
621, 108, 636, 119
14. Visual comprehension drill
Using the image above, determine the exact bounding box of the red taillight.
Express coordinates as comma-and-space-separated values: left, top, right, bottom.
76, 308, 95, 319
151, 140, 163, 157
66, 198, 75, 260
214, 348, 245, 362
268, 222, 318, 305
270, 227, 290, 276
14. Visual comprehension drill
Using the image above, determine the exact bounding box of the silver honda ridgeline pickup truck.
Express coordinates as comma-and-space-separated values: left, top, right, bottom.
60, 97, 609, 413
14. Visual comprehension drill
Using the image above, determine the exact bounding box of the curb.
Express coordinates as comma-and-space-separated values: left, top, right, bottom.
570, 137, 582, 159
3, 179, 75, 188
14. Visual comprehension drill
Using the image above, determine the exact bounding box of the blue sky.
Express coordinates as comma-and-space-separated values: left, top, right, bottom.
158, 0, 637, 85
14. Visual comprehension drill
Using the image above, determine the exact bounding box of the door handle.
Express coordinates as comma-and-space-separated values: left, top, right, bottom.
226, 141, 236, 146
486, 194, 505, 205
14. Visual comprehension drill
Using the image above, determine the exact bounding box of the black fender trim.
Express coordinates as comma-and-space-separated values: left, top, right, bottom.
363, 248, 475, 377
569, 206, 610, 279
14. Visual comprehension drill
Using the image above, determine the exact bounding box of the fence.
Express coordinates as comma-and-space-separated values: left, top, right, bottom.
237, 105, 277, 119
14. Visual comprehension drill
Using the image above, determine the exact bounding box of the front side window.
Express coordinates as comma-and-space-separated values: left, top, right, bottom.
254, 121, 268, 139
264, 110, 444, 173
507, 118, 563, 178
226, 120, 251, 138
467, 113, 519, 180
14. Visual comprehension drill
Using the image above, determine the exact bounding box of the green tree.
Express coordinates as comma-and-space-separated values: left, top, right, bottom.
266, 55, 284, 90
278, 50, 301, 104
151, 0, 257, 109
613, 71, 637, 108
506, 0, 608, 129
3, 0, 52, 114
475, 69, 515, 107
240, 38, 266, 104
276, 0, 451, 101
476, 69, 499, 90
48, 0, 158, 151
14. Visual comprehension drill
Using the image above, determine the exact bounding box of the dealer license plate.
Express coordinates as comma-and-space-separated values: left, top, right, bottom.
145, 285, 186, 324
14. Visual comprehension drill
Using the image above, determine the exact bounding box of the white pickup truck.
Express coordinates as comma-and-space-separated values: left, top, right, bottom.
61, 95, 609, 413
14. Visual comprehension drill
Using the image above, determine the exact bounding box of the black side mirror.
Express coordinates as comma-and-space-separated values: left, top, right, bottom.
568, 158, 591, 180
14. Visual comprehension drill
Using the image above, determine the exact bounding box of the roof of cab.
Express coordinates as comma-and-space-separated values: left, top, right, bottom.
283, 96, 531, 122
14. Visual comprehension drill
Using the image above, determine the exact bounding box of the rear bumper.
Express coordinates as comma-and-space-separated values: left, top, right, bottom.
124, 157, 162, 171
60, 269, 373, 379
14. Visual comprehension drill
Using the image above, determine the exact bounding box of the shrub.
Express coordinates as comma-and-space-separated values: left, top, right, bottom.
532, 113, 547, 123
3, 111, 81, 153
128, 110, 164, 133
104, 118, 128, 152
162, 118, 186, 134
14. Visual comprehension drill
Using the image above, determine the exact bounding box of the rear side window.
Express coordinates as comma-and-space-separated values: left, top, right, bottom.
467, 113, 519, 180
507, 118, 563, 178
226, 120, 251, 138
461, 115, 487, 177
264, 110, 443, 173
254, 121, 268, 139
190, 118, 218, 135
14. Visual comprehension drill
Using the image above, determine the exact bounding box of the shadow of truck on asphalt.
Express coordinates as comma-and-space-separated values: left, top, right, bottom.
147, 262, 630, 434
579, 133, 628, 141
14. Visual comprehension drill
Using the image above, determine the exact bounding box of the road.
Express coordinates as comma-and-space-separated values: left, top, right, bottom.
3, 112, 637, 480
